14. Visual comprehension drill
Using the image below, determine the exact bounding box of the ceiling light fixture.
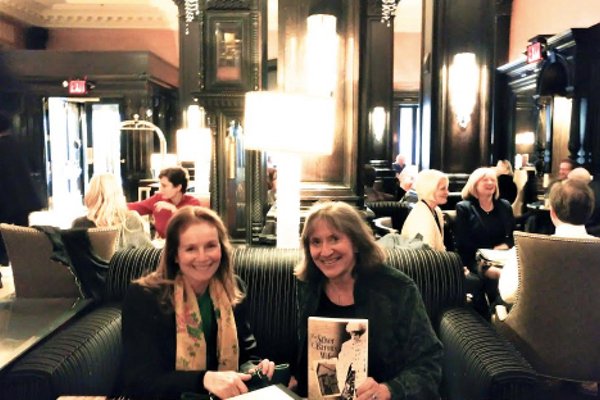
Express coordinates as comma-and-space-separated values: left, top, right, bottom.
381, 0, 400, 27
184, 0, 200, 35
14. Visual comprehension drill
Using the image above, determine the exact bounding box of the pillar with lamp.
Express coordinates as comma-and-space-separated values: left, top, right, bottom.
242, 1, 339, 248
244, 92, 335, 248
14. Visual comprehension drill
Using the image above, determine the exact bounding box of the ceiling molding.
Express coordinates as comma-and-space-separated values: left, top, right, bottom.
0, 0, 179, 30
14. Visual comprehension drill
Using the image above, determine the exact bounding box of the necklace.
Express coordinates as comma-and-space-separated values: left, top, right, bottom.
325, 283, 354, 306
480, 201, 494, 215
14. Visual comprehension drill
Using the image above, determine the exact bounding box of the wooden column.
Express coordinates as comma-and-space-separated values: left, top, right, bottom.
358, 0, 394, 169
421, 0, 512, 173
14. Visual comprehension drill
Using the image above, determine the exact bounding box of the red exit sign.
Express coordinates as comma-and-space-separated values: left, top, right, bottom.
526, 42, 543, 63
68, 79, 87, 95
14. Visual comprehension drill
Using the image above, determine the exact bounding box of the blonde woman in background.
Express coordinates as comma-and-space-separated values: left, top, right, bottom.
73, 173, 152, 249
401, 169, 449, 251
495, 160, 517, 203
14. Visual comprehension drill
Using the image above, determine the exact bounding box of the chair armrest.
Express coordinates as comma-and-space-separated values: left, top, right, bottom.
0, 306, 122, 400
439, 308, 537, 400
373, 217, 398, 237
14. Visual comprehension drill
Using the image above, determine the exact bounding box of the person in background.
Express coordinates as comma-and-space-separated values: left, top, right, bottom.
496, 160, 517, 204
267, 167, 277, 206
391, 154, 406, 174
364, 164, 394, 202
401, 169, 449, 251
122, 206, 275, 399
567, 167, 592, 183
73, 173, 151, 250
455, 167, 515, 318
557, 158, 577, 181
395, 164, 419, 204
128, 166, 202, 238
293, 201, 442, 400
499, 179, 597, 306
575, 168, 600, 236
0, 111, 43, 278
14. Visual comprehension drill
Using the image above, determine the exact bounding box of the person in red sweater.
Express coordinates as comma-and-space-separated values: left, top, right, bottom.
128, 167, 202, 238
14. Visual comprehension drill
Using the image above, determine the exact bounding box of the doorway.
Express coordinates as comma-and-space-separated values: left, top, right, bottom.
45, 97, 121, 213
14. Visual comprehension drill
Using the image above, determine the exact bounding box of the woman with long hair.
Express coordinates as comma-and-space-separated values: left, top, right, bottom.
121, 206, 274, 399
73, 173, 151, 249
294, 201, 442, 400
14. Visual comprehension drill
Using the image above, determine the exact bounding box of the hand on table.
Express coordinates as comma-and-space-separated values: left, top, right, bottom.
203, 370, 251, 399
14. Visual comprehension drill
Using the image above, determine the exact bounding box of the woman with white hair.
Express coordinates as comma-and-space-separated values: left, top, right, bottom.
73, 173, 151, 249
401, 169, 449, 251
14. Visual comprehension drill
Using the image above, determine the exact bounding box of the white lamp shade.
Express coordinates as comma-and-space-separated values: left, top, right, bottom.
177, 128, 212, 162
244, 91, 335, 155
150, 153, 178, 178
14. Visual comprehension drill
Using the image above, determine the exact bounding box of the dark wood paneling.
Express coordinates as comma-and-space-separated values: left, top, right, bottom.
422, 0, 512, 173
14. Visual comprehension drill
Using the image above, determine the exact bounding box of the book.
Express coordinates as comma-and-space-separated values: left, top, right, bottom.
476, 248, 514, 267
229, 384, 302, 399
307, 317, 369, 400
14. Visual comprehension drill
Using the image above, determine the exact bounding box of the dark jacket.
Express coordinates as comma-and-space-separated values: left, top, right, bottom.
455, 197, 515, 271
296, 265, 443, 400
0, 133, 43, 264
121, 278, 260, 400
497, 174, 517, 204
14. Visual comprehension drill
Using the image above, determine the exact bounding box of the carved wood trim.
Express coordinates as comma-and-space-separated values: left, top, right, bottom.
206, 0, 253, 10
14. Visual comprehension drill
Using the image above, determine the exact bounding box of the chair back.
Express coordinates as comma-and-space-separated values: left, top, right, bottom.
0, 224, 118, 298
495, 231, 600, 381
366, 201, 412, 231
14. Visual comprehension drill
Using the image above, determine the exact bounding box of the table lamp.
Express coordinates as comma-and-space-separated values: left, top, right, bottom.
244, 91, 335, 248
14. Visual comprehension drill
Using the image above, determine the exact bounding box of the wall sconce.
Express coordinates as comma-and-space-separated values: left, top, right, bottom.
245, 91, 335, 248
177, 105, 212, 195
449, 52, 479, 129
370, 106, 387, 142
515, 131, 535, 146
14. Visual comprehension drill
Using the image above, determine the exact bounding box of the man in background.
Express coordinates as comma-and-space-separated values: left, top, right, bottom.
557, 158, 577, 181
567, 167, 600, 236
499, 178, 597, 305
392, 154, 406, 174
0, 112, 43, 273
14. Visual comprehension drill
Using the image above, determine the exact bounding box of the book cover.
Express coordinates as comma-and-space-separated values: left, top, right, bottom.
307, 317, 368, 400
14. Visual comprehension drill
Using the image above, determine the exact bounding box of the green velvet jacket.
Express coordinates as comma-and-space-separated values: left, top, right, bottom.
296, 265, 443, 400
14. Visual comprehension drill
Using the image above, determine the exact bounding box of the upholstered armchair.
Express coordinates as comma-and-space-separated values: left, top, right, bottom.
0, 223, 119, 298
494, 231, 600, 384
366, 201, 412, 231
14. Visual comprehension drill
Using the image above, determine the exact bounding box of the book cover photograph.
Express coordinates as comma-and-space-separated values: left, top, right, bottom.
307, 317, 368, 400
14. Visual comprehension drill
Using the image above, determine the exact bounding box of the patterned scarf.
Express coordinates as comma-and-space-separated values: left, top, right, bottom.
174, 274, 239, 371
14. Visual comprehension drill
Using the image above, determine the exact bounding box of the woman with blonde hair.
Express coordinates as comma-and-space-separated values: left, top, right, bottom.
293, 201, 442, 400
401, 169, 449, 251
122, 206, 275, 399
72, 173, 151, 249
495, 159, 517, 203
455, 167, 515, 318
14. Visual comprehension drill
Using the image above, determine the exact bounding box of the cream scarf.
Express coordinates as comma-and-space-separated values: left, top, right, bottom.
174, 274, 239, 371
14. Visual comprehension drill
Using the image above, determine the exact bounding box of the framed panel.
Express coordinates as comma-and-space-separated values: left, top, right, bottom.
206, 12, 254, 92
